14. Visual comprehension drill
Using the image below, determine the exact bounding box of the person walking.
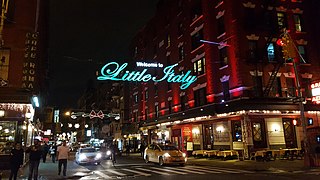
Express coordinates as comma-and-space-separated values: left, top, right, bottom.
140, 142, 145, 157
56, 140, 70, 176
49, 143, 57, 163
25, 139, 43, 180
9, 143, 24, 180
42, 142, 49, 163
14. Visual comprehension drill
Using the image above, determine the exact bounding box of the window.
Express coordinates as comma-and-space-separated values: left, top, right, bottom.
155, 84, 158, 96
145, 108, 148, 121
134, 46, 138, 57
264, 11, 277, 31
191, 0, 202, 21
153, 44, 157, 56
302, 78, 311, 98
179, 46, 185, 61
248, 40, 258, 61
145, 90, 148, 100
253, 122, 262, 141
193, 57, 206, 75
168, 100, 172, 114
178, 22, 183, 37
297, 45, 307, 63
253, 76, 263, 97
267, 43, 276, 62
277, 12, 287, 30
293, 14, 303, 32
0, 0, 14, 23
134, 112, 138, 122
217, 16, 226, 36
166, 55, 171, 65
244, 8, 256, 29
167, 83, 171, 91
285, 78, 296, 97
194, 87, 207, 106
222, 81, 230, 100
134, 94, 139, 104
166, 34, 171, 47
219, 47, 228, 67
232, 121, 242, 142
155, 104, 159, 118
180, 95, 186, 111
191, 29, 204, 50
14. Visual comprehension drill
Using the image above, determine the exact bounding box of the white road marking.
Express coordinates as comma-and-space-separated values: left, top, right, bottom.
105, 169, 127, 176
183, 166, 222, 173
121, 168, 152, 176
164, 166, 205, 174
149, 167, 187, 175
135, 167, 170, 175
94, 171, 112, 179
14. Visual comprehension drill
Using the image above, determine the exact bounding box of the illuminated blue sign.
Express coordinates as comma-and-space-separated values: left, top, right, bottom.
97, 62, 197, 90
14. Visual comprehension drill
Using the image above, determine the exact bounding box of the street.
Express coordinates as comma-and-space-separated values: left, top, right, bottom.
2, 153, 320, 180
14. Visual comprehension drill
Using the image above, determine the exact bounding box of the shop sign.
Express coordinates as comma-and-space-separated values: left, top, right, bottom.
22, 32, 38, 90
311, 82, 320, 104
97, 62, 197, 90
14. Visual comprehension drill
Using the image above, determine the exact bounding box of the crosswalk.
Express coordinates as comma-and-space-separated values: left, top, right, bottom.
75, 165, 254, 179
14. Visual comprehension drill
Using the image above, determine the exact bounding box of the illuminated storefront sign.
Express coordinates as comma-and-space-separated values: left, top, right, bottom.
311, 82, 320, 104
97, 62, 197, 89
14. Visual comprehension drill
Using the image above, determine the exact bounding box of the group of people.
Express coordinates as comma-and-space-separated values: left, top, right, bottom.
8, 139, 70, 180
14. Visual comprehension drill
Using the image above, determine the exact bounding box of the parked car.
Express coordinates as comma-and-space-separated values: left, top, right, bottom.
75, 147, 102, 165
144, 144, 187, 166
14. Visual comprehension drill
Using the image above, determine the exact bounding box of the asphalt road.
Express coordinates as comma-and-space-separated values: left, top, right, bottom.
1, 154, 320, 180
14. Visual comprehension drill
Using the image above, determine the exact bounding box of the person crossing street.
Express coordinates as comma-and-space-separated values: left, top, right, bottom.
56, 140, 70, 177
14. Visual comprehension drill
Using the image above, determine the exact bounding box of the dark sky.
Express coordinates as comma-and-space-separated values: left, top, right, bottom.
48, 0, 159, 108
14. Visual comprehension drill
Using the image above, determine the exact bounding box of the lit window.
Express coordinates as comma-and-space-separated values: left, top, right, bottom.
298, 45, 307, 63
267, 43, 275, 61
155, 105, 159, 118
193, 57, 206, 75
219, 47, 228, 67
293, 14, 303, 32
179, 46, 185, 61
277, 12, 287, 30
167, 34, 171, 47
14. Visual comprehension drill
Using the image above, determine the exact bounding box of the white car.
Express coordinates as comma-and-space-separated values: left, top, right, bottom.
75, 147, 102, 165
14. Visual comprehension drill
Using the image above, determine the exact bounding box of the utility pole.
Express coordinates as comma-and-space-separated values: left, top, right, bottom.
280, 31, 311, 167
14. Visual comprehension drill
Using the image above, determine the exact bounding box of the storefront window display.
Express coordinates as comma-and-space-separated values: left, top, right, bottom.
0, 121, 17, 154
192, 125, 201, 150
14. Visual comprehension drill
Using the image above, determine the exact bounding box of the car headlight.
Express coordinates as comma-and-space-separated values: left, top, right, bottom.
182, 153, 186, 158
96, 153, 102, 159
163, 153, 171, 157
106, 150, 111, 156
79, 154, 87, 160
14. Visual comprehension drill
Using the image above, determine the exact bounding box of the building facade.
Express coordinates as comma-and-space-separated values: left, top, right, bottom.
129, 0, 320, 159
0, 0, 49, 157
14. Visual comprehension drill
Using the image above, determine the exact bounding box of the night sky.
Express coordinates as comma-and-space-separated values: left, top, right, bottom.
48, 0, 159, 108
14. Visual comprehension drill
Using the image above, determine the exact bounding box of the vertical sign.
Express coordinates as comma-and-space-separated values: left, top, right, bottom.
22, 32, 38, 90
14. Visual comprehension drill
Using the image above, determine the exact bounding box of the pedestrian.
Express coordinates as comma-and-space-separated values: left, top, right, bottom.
49, 143, 57, 163
9, 142, 24, 180
125, 144, 130, 156
42, 142, 49, 163
56, 140, 70, 176
25, 139, 43, 180
140, 142, 145, 157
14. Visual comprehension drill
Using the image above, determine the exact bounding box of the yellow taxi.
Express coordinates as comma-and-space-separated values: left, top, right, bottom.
144, 144, 187, 166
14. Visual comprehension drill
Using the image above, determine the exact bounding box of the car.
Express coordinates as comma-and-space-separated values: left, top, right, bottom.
75, 147, 102, 165
144, 144, 187, 166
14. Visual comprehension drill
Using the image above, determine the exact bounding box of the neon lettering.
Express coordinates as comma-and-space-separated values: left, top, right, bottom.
97, 62, 197, 89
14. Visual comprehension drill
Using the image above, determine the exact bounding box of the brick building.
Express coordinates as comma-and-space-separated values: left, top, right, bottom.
0, 0, 49, 155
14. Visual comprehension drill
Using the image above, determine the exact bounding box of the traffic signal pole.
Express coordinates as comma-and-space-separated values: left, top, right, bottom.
292, 58, 310, 167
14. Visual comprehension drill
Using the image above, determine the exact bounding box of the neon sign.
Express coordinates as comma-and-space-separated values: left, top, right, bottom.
97, 62, 197, 89
311, 82, 320, 104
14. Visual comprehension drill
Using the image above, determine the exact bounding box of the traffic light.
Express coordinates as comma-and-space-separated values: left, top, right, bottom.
277, 33, 296, 60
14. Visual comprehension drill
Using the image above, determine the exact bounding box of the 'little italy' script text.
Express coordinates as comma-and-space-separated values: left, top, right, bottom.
97, 62, 197, 90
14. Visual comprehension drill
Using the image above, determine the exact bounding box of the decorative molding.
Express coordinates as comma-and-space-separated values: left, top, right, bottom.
276, 6, 287, 12
242, 2, 255, 8
268, 72, 282, 77
191, 52, 205, 63
178, 66, 184, 71
301, 73, 312, 79
267, 6, 274, 11
155, 102, 159, 106
193, 82, 207, 91
246, 34, 259, 40
166, 51, 171, 56
168, 97, 172, 101
159, 40, 164, 48
180, 92, 185, 96
264, 37, 278, 42
178, 42, 184, 47
190, 24, 204, 36
216, 10, 225, 19
292, 8, 303, 14
220, 75, 230, 82
133, 91, 138, 95
283, 72, 295, 78
250, 71, 263, 76
296, 39, 308, 45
